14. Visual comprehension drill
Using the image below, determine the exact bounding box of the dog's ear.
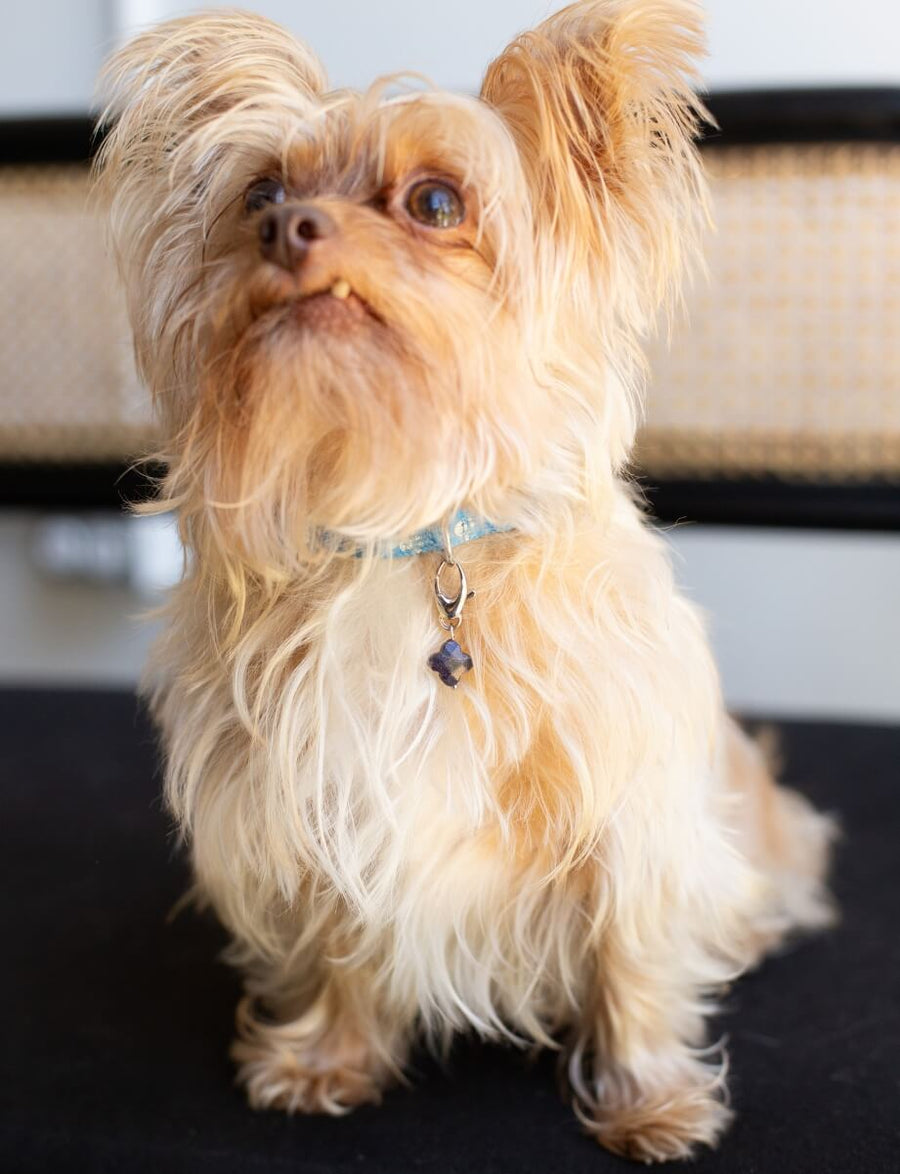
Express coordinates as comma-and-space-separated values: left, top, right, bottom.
481, 0, 707, 321
97, 11, 325, 170
95, 12, 326, 392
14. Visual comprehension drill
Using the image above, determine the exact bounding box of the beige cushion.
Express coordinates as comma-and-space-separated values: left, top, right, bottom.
642, 143, 900, 482
0, 165, 149, 461
2, 147, 899, 482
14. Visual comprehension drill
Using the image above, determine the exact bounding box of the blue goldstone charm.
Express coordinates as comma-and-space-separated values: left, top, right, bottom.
428, 639, 473, 688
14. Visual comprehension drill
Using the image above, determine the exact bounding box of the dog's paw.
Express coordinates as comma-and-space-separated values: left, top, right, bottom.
232, 996, 390, 1116
577, 1076, 732, 1163
236, 1045, 383, 1115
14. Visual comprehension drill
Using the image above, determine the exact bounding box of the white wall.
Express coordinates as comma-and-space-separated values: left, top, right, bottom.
0, 514, 160, 687
1, 0, 110, 114
668, 527, 900, 724
123, 0, 564, 92
703, 0, 900, 89
121, 0, 900, 92
3, 1, 900, 113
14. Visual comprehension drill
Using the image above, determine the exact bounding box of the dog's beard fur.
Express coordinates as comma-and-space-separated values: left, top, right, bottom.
97, 0, 707, 570
96, 1, 836, 1162
179, 204, 549, 567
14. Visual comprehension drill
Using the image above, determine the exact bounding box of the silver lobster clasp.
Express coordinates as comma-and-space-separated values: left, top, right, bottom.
434, 559, 470, 624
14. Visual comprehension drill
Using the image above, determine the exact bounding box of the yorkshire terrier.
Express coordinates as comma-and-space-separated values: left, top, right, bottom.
96, 1, 835, 1161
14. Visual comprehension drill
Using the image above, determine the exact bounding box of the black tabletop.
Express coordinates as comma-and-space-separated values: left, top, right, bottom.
1, 689, 898, 1173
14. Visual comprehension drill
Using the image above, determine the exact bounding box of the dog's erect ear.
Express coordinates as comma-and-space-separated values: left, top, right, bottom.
98, 11, 325, 167
95, 12, 326, 394
481, 0, 707, 321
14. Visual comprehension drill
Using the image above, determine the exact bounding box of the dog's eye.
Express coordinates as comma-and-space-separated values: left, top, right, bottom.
405, 180, 464, 229
244, 178, 286, 214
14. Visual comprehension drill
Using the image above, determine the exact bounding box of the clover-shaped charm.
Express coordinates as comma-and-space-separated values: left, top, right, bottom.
428, 639, 473, 688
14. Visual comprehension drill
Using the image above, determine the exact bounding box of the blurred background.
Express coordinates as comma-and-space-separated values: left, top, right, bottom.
1, 0, 898, 722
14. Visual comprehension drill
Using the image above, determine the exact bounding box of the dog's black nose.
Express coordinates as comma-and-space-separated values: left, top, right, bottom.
258, 203, 336, 270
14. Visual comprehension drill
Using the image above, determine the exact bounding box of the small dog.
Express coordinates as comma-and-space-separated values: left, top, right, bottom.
97, 2, 835, 1160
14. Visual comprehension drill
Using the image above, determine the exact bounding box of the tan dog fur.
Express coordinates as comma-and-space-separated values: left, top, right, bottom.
96, 3, 835, 1160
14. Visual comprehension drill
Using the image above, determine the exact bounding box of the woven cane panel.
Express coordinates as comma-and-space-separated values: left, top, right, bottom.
0, 165, 151, 461
3, 149, 900, 479
641, 144, 900, 481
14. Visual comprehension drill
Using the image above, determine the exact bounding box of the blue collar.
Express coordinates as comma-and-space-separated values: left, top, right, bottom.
320, 509, 513, 559
390, 510, 512, 558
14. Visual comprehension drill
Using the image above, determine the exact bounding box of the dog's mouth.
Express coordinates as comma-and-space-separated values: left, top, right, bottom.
291, 279, 382, 331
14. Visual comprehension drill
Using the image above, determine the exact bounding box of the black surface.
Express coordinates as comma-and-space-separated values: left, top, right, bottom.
5, 462, 900, 534
0, 116, 100, 166
702, 87, 900, 146
0, 462, 161, 512
1, 689, 898, 1173
642, 476, 900, 532
4, 88, 900, 167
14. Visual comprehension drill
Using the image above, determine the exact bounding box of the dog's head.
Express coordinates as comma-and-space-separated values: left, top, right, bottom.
97, 1, 705, 569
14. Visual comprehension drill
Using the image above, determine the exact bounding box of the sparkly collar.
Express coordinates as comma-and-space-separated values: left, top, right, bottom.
389, 510, 513, 558
320, 510, 514, 559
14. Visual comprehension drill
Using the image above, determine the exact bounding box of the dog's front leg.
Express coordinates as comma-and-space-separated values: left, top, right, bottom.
567, 924, 732, 1163
232, 965, 409, 1115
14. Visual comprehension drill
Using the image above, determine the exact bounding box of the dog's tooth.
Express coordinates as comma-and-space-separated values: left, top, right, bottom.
331, 278, 351, 300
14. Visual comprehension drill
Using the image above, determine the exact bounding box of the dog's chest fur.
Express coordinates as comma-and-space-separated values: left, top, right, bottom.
158, 512, 734, 1038
268, 554, 592, 1036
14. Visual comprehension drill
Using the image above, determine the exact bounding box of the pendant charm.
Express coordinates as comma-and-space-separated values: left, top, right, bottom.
429, 522, 475, 688
428, 639, 473, 689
